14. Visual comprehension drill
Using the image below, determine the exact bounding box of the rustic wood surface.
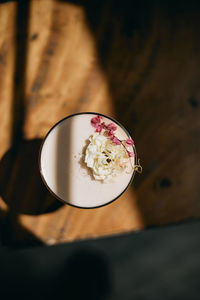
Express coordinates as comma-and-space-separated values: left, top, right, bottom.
0, 0, 200, 246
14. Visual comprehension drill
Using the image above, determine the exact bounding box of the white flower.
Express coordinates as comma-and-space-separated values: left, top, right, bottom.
84, 134, 129, 182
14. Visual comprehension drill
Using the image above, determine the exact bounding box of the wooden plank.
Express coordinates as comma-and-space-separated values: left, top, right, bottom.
0, 2, 16, 158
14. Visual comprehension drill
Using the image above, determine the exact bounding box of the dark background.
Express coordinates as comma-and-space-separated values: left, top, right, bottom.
0, 220, 200, 299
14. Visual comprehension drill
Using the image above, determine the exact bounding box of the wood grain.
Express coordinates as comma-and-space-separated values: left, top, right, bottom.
0, 0, 200, 246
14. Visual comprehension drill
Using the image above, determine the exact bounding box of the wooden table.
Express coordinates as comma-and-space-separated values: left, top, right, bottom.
0, 0, 200, 246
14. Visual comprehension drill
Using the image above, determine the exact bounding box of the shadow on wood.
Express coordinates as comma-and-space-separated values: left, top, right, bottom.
0, 139, 63, 215
58, 0, 200, 225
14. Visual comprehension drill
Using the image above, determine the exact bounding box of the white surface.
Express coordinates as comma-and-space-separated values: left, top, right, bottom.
40, 113, 135, 208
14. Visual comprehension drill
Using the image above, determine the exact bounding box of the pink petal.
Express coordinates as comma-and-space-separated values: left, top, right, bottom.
111, 136, 121, 145
107, 123, 117, 131
95, 124, 103, 132
91, 120, 99, 128
92, 123, 99, 129
107, 130, 114, 136
91, 116, 102, 127
126, 139, 134, 146
127, 151, 135, 157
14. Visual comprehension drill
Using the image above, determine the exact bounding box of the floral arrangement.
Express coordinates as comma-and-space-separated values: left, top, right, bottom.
84, 115, 136, 182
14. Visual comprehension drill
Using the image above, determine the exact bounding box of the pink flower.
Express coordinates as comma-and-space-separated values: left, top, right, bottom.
111, 136, 121, 145
95, 124, 103, 133
107, 123, 117, 131
105, 130, 114, 137
127, 151, 135, 157
91, 115, 103, 128
126, 139, 134, 146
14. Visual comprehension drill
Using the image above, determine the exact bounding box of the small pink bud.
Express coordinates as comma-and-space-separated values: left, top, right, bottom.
91, 115, 103, 128
95, 124, 103, 132
111, 136, 121, 145
91, 118, 100, 127
126, 139, 134, 146
107, 123, 117, 131
107, 130, 114, 137
127, 151, 135, 157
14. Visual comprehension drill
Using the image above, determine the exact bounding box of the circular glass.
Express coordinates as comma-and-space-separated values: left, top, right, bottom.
39, 112, 137, 209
